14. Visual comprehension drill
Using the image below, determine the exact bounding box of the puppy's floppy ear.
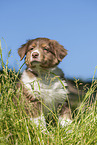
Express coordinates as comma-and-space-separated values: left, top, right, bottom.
50, 40, 67, 62
18, 43, 27, 61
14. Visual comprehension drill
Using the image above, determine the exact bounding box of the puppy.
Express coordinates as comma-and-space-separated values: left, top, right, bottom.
18, 38, 72, 127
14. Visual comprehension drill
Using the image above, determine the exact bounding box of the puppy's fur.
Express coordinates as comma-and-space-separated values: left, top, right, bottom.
18, 38, 72, 126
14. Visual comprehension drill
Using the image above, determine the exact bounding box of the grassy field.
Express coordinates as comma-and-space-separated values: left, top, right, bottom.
0, 41, 97, 145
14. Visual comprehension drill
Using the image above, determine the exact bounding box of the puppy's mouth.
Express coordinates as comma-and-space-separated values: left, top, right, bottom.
30, 60, 41, 67
30, 60, 49, 69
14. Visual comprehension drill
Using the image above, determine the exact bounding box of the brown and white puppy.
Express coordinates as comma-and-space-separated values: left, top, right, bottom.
18, 38, 72, 127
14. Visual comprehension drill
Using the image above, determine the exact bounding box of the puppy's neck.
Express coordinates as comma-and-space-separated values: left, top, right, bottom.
27, 66, 56, 77
27, 66, 65, 80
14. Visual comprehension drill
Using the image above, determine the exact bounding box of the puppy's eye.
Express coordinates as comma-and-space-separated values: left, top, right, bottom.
43, 47, 48, 51
30, 47, 34, 50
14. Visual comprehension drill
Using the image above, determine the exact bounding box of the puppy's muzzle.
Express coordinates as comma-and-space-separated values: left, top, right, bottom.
32, 52, 39, 58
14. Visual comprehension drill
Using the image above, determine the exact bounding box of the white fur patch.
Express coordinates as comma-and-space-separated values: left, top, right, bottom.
30, 114, 46, 129
31, 49, 40, 54
59, 116, 72, 127
21, 67, 68, 106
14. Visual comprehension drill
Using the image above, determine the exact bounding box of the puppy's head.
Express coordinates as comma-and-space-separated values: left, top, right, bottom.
18, 38, 67, 68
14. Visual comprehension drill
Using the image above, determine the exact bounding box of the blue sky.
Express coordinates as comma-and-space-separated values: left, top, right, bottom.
0, 0, 97, 80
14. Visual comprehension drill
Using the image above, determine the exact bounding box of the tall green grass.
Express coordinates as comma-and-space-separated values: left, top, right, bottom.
0, 40, 97, 145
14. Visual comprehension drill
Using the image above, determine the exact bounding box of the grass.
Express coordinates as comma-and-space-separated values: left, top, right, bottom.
0, 40, 97, 145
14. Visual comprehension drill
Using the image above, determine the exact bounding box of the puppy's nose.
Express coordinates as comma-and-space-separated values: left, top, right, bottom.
32, 52, 39, 58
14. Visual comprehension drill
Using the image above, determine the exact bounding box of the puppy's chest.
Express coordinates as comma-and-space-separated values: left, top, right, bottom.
21, 70, 68, 102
